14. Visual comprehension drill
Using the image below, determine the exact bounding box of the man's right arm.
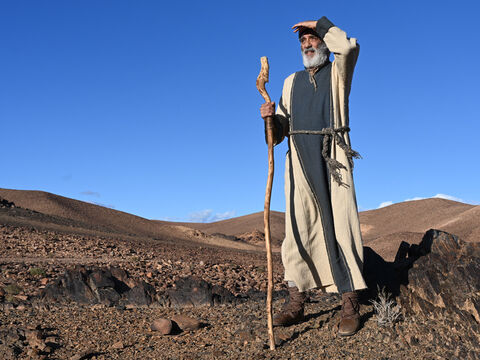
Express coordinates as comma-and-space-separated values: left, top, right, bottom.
260, 98, 289, 146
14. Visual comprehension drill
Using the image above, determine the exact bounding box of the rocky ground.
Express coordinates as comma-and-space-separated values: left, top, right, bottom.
1, 201, 479, 359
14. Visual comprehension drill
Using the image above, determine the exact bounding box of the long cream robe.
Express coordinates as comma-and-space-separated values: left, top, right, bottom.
275, 24, 367, 293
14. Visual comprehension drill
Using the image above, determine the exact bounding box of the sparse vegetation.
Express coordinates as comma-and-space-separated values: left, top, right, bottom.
29, 267, 46, 276
4, 283, 22, 295
370, 286, 402, 326
5, 294, 17, 303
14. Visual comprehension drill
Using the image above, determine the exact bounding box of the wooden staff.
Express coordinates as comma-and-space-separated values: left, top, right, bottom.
256, 56, 275, 351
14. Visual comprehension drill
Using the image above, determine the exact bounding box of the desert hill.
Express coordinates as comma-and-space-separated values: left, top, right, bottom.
1, 188, 478, 260
0, 188, 172, 238
170, 211, 285, 246
178, 198, 479, 261
359, 198, 476, 241
358, 198, 479, 260
0, 188, 261, 252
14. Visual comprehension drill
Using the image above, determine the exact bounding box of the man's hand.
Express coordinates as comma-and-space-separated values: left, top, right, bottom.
260, 102, 275, 120
292, 20, 316, 33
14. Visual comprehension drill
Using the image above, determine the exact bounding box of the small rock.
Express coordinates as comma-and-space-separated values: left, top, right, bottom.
45, 336, 58, 344
25, 329, 46, 350
171, 314, 201, 331
26, 348, 40, 358
71, 350, 98, 360
151, 318, 172, 335
111, 341, 124, 349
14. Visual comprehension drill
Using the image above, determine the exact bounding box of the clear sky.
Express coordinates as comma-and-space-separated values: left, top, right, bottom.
2, 0, 479, 222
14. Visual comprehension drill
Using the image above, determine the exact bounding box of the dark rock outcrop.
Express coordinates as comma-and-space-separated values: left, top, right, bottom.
126, 281, 156, 306
42, 266, 128, 305
0, 197, 15, 209
166, 277, 236, 307
397, 229, 480, 325
41, 267, 243, 307
364, 229, 480, 358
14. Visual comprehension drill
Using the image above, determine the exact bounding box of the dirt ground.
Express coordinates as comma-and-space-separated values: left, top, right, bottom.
1, 222, 477, 360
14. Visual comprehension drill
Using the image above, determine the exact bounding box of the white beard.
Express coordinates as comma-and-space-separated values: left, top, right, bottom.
302, 42, 330, 68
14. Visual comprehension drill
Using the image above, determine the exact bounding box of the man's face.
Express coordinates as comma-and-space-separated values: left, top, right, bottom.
300, 34, 323, 58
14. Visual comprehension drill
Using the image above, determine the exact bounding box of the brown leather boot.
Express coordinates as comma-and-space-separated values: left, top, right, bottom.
273, 286, 306, 327
338, 291, 360, 336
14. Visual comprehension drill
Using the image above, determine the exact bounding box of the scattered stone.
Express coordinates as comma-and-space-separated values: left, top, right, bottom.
111, 340, 124, 349
171, 314, 201, 331
25, 329, 46, 351
151, 318, 173, 335
70, 350, 100, 360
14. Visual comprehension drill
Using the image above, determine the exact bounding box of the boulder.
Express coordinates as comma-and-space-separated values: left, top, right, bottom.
43, 267, 96, 304
171, 314, 201, 331
0, 197, 15, 208
42, 266, 139, 306
150, 318, 173, 335
397, 229, 480, 325
166, 277, 236, 308
126, 281, 156, 306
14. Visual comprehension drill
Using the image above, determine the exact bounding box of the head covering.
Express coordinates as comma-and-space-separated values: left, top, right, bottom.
298, 27, 321, 40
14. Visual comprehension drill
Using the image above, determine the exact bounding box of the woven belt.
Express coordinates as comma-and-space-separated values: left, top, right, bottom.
288, 127, 361, 187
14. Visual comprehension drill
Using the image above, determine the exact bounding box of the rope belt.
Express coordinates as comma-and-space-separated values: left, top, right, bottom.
288, 127, 362, 187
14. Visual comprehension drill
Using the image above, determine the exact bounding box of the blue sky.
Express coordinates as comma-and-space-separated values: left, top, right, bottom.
2, 0, 479, 222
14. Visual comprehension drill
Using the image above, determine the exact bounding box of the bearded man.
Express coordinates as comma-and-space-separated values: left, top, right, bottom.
260, 16, 367, 336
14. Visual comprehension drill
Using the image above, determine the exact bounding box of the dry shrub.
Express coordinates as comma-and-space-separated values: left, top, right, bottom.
370, 286, 402, 326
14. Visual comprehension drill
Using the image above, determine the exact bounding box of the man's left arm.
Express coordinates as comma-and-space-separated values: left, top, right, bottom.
293, 17, 359, 87
316, 16, 359, 87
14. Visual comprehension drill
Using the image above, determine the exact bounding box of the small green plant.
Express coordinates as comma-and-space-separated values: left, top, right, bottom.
5, 294, 17, 303
5, 284, 22, 295
29, 267, 46, 277
256, 265, 266, 273
370, 286, 402, 326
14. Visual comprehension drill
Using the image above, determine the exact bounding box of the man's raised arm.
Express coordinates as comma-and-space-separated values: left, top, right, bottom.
293, 17, 359, 85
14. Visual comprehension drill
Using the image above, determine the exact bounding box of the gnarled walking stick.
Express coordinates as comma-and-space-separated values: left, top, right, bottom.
256, 56, 275, 351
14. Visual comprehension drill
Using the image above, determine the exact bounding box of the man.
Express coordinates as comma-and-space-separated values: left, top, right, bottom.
260, 16, 367, 336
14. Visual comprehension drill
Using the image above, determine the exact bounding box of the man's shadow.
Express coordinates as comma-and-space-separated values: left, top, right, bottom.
279, 230, 438, 344
300, 242, 415, 323
362, 231, 435, 300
